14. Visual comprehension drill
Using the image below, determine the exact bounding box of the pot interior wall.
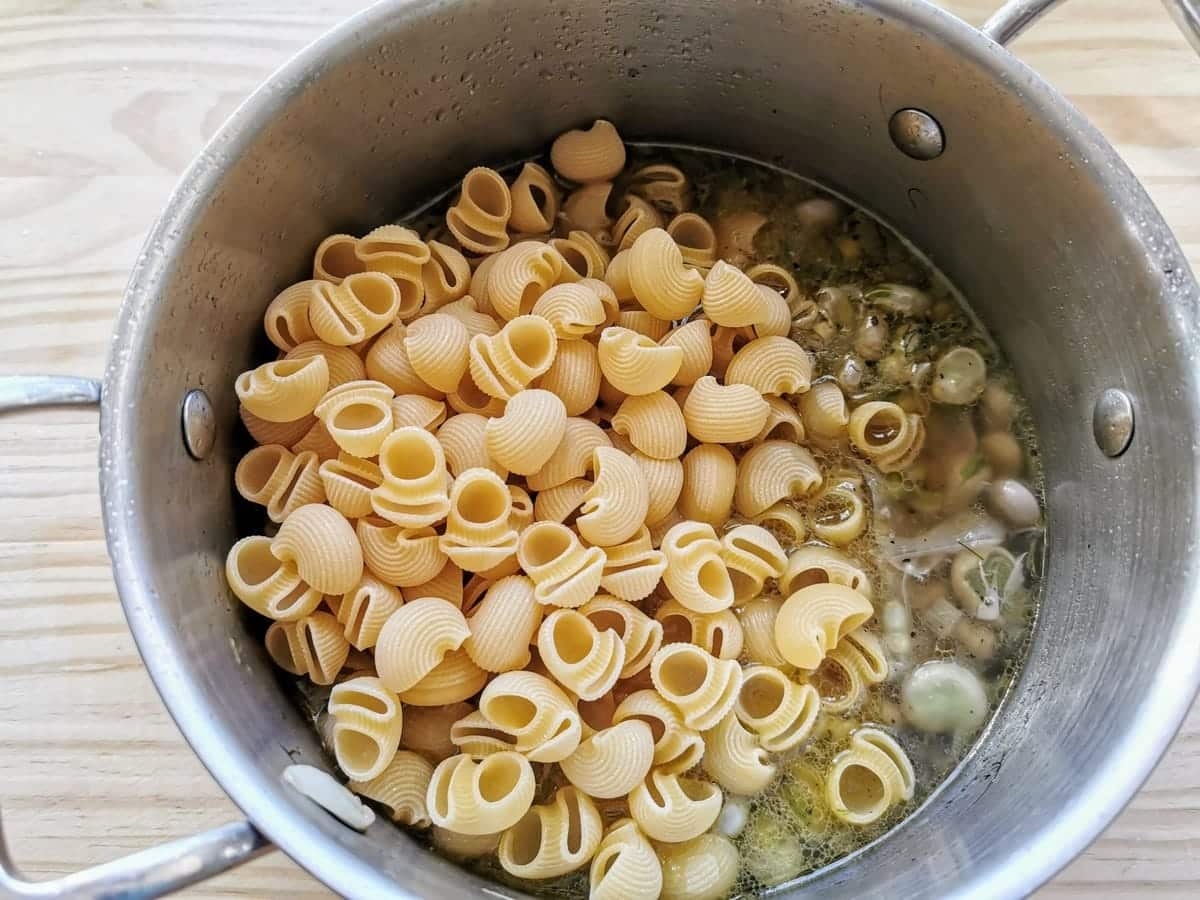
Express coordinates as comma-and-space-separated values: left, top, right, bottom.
104, 1, 1200, 897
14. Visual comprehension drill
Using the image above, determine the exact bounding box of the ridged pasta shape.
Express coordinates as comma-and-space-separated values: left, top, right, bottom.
596, 528, 667, 604
706, 322, 754, 380
427, 751, 535, 835
399, 648, 489, 706
437, 468, 519, 572
264, 612, 349, 684
753, 502, 807, 546
737, 598, 789, 668
469, 314, 559, 400
357, 517, 446, 586
225, 535, 322, 621
682, 376, 769, 444
610, 195, 664, 253
736, 665, 821, 752
270, 503, 362, 595
285, 340, 366, 389
752, 284, 792, 338
612, 690, 704, 774
611, 391, 686, 460
437, 414, 506, 479
405, 560, 464, 611
667, 213, 718, 269
596, 326, 683, 396
537, 609, 626, 701
660, 519, 734, 614
526, 417, 609, 492
309, 272, 403, 345
779, 545, 873, 600
701, 710, 776, 795
800, 379, 850, 438
479, 671, 583, 762
734, 439, 823, 517
562, 181, 616, 237
721, 524, 787, 605
531, 282, 606, 341
499, 786, 603, 879
329, 675, 403, 781
447, 370, 506, 417
655, 600, 743, 661
628, 768, 722, 844
517, 521, 606, 609
421, 240, 472, 311
746, 261, 800, 309
532, 478, 592, 525
349, 750, 434, 828
439, 295, 500, 338
403, 313, 470, 393
725, 335, 814, 395
775, 583, 874, 669
560, 720, 655, 799
848, 401, 926, 473
826, 727, 915, 825
375, 597, 471, 692
536, 333, 602, 417
579, 596, 661, 679
338, 573, 403, 650
756, 395, 806, 443
577, 447, 649, 547
658, 834, 738, 900
449, 709, 519, 757
628, 162, 691, 212
291, 419, 341, 461
264, 281, 320, 351
390, 394, 447, 433
464, 575, 542, 672
371, 427, 452, 528
603, 248, 635, 302
627, 228, 705, 320
354, 225, 428, 319
650, 643, 742, 731
550, 231, 610, 280
811, 483, 867, 545
677, 443, 736, 527
701, 260, 772, 327
312, 233, 364, 283
235, 444, 324, 523
487, 241, 564, 320
589, 818, 662, 900
632, 452, 683, 527
484, 388, 567, 476
313, 380, 395, 458
235, 355, 329, 422
508, 162, 560, 234
446, 167, 512, 254
830, 627, 889, 686
660, 320, 714, 387
239, 405, 314, 447
365, 325, 444, 399
550, 119, 626, 183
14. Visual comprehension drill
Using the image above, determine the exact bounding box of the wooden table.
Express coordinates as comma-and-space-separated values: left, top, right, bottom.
0, 1, 1196, 896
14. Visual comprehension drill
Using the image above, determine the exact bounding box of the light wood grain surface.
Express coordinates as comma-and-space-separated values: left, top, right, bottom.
0, 1, 1197, 897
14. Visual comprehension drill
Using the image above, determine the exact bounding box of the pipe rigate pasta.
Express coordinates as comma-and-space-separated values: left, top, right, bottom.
270, 503, 362, 595
356, 517, 446, 586
596, 528, 667, 604
365, 325, 444, 399
725, 336, 814, 395
736, 665, 821, 752
658, 834, 738, 900
485, 388, 567, 476
421, 240, 472, 311
625, 227, 705, 320
702, 260, 772, 328
427, 752, 535, 835
825, 727, 915, 825
611, 690, 704, 775
721, 524, 787, 605
578, 447, 650, 548
596, 326, 683, 396
290, 419, 340, 461
225, 535, 322, 621
390, 394, 447, 433
589, 818, 662, 900
403, 313, 470, 393
508, 162, 560, 234
432, 826, 501, 861
438, 413, 507, 479
531, 282, 606, 340
560, 720, 654, 799
399, 649, 489, 706
313, 380, 395, 458
734, 439, 822, 517
375, 597, 470, 694
239, 405, 315, 448
681, 376, 769, 444
265, 612, 349, 685
660, 519, 734, 614
660, 320, 714, 387
479, 671, 583, 763
779, 545, 873, 600
848, 401, 926, 473
562, 181, 616, 238
775, 583, 874, 670
746, 262, 802, 312
627, 163, 691, 212
499, 785, 603, 879
715, 209, 768, 268
285, 340, 367, 389
235, 444, 325, 523
752, 502, 807, 547
355, 225, 429, 319
811, 483, 868, 545
463, 575, 541, 673
372, 427, 452, 528
752, 284, 793, 338
655, 600, 743, 661
666, 212, 718, 269
628, 768, 722, 844
610, 195, 664, 253
611, 391, 687, 460
439, 295, 500, 338
329, 675, 403, 781
404, 560, 464, 610
550, 119, 626, 183
349, 750, 434, 828
449, 709, 519, 757
487, 241, 565, 320
309, 272, 403, 345
447, 370, 507, 417
536, 339, 602, 416
650, 643, 742, 731
263, 281, 321, 351
549, 231, 609, 280
469, 314, 558, 400
537, 609, 626, 701
702, 711, 776, 795
312, 233, 364, 283
235, 355, 329, 423
630, 452, 683, 528
756, 395, 806, 443
446, 167, 512, 254
800, 379, 849, 438
579, 595, 662, 677
615, 312, 673, 346
338, 573, 404, 651
677, 443, 736, 528
532, 478, 592, 525
603, 248, 635, 301
402, 702, 474, 760
439, 468, 520, 572
526, 417, 609, 492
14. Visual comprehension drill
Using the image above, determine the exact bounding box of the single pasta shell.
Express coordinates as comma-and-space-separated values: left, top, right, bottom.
309, 272, 402, 345
464, 575, 542, 672
264, 281, 322, 351
597, 326, 683, 396
270, 503, 362, 595
580, 594, 664, 676
404, 313, 470, 393
682, 376, 769, 444
757, 395, 806, 443
468, 315, 558, 401
725, 335, 814, 395
560, 720, 655, 799
313, 235, 365, 283
610, 196, 664, 253
349, 750, 435, 828
485, 389, 568, 476
628, 228, 705, 320
701, 711, 776, 795
649, 642, 742, 732
375, 597, 470, 692
661, 320, 714, 387
439, 295, 500, 338
775, 582, 874, 669
235, 355, 330, 423
531, 282, 606, 340
446, 167, 512, 255
611, 391, 687, 460
563, 181, 616, 236
799, 380, 849, 438
627, 769, 722, 844
589, 819, 662, 900
285, 340, 367, 389
487, 241, 564, 321
598, 530, 668, 606
537, 609, 626, 701
319, 453, 383, 519
356, 517, 447, 587
398, 648, 489, 706
508, 162, 560, 234
753, 284, 793, 338
735, 664, 820, 752
666, 212, 718, 269
314, 380, 395, 459
679, 443, 737, 527
337, 573, 403, 650
438, 413, 507, 479
734, 440, 822, 517
550, 119, 626, 183
702, 260, 767, 327
390, 394, 447, 432
365, 325, 444, 399
421, 240, 472, 311
536, 339, 602, 417
225, 535, 322, 621
577, 447, 649, 548
526, 417, 609, 492
240, 406, 314, 447
550, 231, 610, 280
532, 477, 592, 525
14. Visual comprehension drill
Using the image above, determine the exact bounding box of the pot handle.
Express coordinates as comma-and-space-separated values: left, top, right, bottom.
0, 375, 273, 898
983, 0, 1200, 51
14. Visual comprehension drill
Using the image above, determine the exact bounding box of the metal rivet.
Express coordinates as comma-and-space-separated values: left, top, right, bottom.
889, 109, 945, 161
1092, 388, 1134, 458
181, 389, 216, 460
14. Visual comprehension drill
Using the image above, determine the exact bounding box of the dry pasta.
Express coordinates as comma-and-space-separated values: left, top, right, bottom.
353, 225, 428, 319
404, 313, 471, 393
270, 503, 362, 595
479, 671, 583, 763
235, 355, 329, 423
372, 427, 452, 528
402, 702, 474, 761
508, 162, 560, 234
447, 167, 512, 254
399, 649, 489, 706
365, 324, 444, 399
660, 519, 734, 614
549, 231, 609, 280
707, 323, 755, 381
678, 443, 737, 527
660, 320, 714, 387
577, 447, 649, 548
264, 612, 349, 685
537, 609, 626, 701
825, 727, 915, 825
531, 282, 606, 340
720, 523, 788, 604
589, 818, 662, 900
421, 240, 472, 311
313, 380, 395, 458
596, 326, 683, 396
752, 502, 807, 546
285, 340, 366, 389
390, 394, 447, 432
375, 597, 471, 692
439, 467, 520, 572
596, 528, 667, 603
811, 482, 868, 545
309, 272, 404, 345
734, 439, 822, 517
239, 405, 314, 448
487, 241, 564, 320
627, 228, 705, 320
779, 545, 873, 600
560, 720, 654, 799
357, 517, 446, 586
756, 395, 806, 443
632, 452, 684, 527
701, 260, 772, 327
800, 379, 849, 438
650, 643, 742, 731
658, 834, 738, 900
536, 333, 602, 416
532, 478, 592, 525
550, 119, 626, 183
775, 583, 874, 669
701, 710, 776, 795
526, 416, 609, 492
437, 413, 506, 479
498, 786, 603, 879
337, 573, 404, 650
562, 181, 616, 237
579, 594, 663, 677
235, 444, 325, 523
426, 752, 535, 835
655, 599, 743, 661
611, 390, 687, 460
736, 665, 821, 752
725, 336, 814, 395
290, 418, 340, 461
463, 574, 541, 672
439, 295, 500, 338
264, 281, 320, 351
449, 709, 519, 757
225, 535, 322, 621
681, 376, 770, 444
349, 750, 434, 828
610, 195, 664, 253
611, 690, 704, 775
328, 675, 403, 782
469, 314, 558, 401
666, 212, 718, 269
628, 768, 722, 844
515, 521, 606, 608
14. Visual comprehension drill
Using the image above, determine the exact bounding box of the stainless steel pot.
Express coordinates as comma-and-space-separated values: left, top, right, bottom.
2, 0, 1199, 897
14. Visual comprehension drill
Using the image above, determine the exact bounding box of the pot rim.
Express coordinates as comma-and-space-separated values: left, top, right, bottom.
99, 1, 1200, 898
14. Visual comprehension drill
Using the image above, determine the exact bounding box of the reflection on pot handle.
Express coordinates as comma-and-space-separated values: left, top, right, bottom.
983, 0, 1200, 52
0, 375, 272, 898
